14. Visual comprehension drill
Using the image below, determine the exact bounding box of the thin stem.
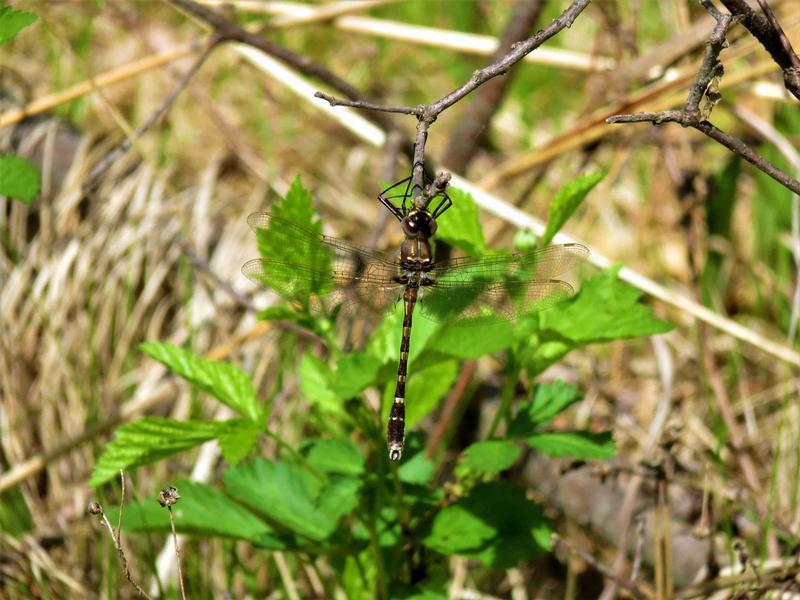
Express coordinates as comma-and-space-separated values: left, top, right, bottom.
117, 470, 125, 539
314, 91, 420, 116
90, 503, 152, 599
167, 506, 187, 600
84, 36, 219, 191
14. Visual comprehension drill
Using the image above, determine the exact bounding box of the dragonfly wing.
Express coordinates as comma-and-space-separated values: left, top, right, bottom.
247, 212, 398, 269
432, 243, 589, 282
417, 279, 575, 325
242, 258, 404, 317
245, 211, 403, 315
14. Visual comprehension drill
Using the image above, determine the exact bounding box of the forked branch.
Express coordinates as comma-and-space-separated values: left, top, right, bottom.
607, 5, 800, 196
315, 0, 592, 208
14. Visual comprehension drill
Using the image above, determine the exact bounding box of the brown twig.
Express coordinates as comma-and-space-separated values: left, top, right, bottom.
719, 0, 800, 101
88, 499, 152, 599
158, 486, 186, 600
168, 0, 398, 134
552, 534, 653, 599
606, 9, 800, 196
441, 0, 547, 173
425, 361, 477, 459
84, 37, 219, 191
315, 0, 592, 207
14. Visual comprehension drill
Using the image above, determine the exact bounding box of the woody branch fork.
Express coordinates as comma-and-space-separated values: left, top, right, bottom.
314, 0, 592, 207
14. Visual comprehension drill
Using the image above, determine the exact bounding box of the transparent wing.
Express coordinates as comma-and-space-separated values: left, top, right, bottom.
431, 243, 589, 282
416, 279, 575, 325
247, 212, 398, 268
244, 212, 403, 317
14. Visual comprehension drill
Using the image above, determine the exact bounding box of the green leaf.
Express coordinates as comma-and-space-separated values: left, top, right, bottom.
0, 155, 40, 203
257, 304, 316, 330
217, 419, 261, 465
89, 418, 220, 487
223, 458, 361, 541
106, 479, 284, 547
405, 360, 459, 426
0, 487, 32, 536
457, 440, 522, 476
426, 318, 515, 359
332, 351, 383, 399
368, 305, 441, 364
513, 228, 538, 251
525, 430, 616, 459
140, 343, 261, 422
253, 176, 332, 300
299, 353, 342, 413
539, 266, 672, 343
304, 439, 365, 476
435, 188, 487, 255
540, 171, 604, 247
398, 450, 435, 485
0, 7, 37, 45
509, 380, 582, 437
423, 481, 552, 568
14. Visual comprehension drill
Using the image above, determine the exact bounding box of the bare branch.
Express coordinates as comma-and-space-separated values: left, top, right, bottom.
168, 0, 399, 134
719, 0, 800, 100
84, 37, 219, 192
313, 91, 421, 116
315, 0, 592, 208
607, 8, 800, 196
442, 0, 547, 173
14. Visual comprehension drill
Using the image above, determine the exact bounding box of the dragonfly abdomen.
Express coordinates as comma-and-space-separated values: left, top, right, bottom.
387, 284, 419, 461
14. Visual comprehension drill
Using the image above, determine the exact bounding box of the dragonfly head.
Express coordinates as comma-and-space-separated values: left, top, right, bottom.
402, 210, 437, 239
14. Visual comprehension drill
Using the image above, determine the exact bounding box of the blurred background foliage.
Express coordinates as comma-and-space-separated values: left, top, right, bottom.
2, 0, 800, 598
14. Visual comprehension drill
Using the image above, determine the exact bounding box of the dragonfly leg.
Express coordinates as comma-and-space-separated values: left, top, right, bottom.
431, 191, 452, 219
378, 193, 404, 221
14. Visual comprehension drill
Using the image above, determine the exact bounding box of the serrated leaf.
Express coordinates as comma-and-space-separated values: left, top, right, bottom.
140, 343, 261, 422
435, 188, 486, 255
223, 458, 361, 541
404, 360, 459, 426
539, 266, 672, 343
0, 7, 37, 45
106, 479, 285, 547
398, 449, 435, 485
525, 430, 616, 459
299, 353, 342, 413
457, 440, 522, 476
217, 419, 261, 465
368, 306, 440, 364
332, 351, 383, 399
257, 304, 316, 330
254, 176, 332, 299
0, 155, 40, 203
89, 418, 220, 487
509, 380, 582, 437
427, 318, 515, 359
540, 171, 604, 247
423, 481, 551, 568
305, 439, 365, 476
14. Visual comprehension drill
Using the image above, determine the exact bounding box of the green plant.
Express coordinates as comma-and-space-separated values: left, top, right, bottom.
0, 6, 40, 205
92, 175, 671, 597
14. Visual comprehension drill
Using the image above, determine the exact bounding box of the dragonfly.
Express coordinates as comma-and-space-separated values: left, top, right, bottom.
243, 176, 588, 461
